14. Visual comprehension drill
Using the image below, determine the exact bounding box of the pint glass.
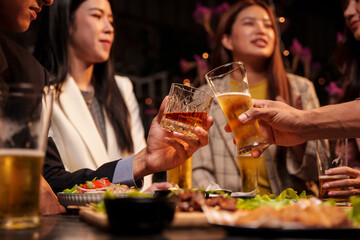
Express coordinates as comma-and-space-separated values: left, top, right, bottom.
0, 84, 54, 229
167, 157, 192, 189
205, 62, 268, 156
237, 154, 262, 193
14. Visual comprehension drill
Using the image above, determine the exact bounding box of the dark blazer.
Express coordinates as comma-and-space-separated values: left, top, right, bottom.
0, 32, 118, 193
0, 32, 48, 91
44, 138, 118, 193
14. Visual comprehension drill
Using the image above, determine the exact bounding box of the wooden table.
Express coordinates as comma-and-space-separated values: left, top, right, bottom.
0, 211, 358, 240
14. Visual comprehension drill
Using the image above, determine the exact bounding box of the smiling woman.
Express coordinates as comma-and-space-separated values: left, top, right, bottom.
34, 0, 149, 190
192, 0, 321, 196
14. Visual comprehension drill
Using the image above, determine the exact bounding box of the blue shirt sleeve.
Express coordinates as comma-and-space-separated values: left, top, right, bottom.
112, 155, 143, 189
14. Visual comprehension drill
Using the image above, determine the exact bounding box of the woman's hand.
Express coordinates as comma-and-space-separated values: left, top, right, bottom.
324, 166, 360, 197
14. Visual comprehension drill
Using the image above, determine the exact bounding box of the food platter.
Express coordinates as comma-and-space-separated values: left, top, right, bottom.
57, 192, 127, 207
214, 224, 360, 239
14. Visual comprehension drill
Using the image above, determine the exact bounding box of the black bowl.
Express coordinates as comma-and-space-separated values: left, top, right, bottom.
104, 197, 176, 235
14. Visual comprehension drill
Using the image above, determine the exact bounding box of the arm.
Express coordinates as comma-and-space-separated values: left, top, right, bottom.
234, 99, 360, 147
43, 137, 119, 193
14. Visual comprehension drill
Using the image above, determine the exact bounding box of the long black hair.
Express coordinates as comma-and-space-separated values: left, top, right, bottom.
34, 0, 134, 153
336, 0, 360, 102
210, 0, 292, 105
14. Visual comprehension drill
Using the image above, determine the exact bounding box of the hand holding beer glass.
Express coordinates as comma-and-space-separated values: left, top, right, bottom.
160, 83, 213, 188
0, 84, 54, 229
205, 62, 268, 192
316, 139, 349, 202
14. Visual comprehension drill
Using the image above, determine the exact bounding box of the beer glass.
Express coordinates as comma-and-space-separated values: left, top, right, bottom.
167, 157, 192, 189
160, 83, 213, 138
316, 139, 349, 201
205, 61, 268, 156
237, 154, 262, 193
0, 84, 54, 229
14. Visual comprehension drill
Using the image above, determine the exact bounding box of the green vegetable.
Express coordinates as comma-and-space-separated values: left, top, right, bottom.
93, 201, 106, 213
63, 185, 78, 193
349, 196, 360, 226
86, 181, 95, 189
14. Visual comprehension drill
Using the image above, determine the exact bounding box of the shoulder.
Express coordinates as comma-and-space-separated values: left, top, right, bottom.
286, 73, 315, 90
114, 75, 134, 93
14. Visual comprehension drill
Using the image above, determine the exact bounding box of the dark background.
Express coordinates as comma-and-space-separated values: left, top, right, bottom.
6, 0, 345, 132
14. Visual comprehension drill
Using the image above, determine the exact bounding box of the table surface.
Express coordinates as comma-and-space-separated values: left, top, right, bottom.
1, 213, 359, 240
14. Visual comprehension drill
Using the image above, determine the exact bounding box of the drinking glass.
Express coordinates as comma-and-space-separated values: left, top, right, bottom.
0, 84, 54, 229
316, 139, 348, 201
205, 62, 268, 156
167, 157, 192, 189
236, 154, 262, 193
160, 83, 213, 138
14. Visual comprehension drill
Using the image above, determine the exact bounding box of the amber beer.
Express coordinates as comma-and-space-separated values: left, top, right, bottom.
0, 150, 44, 229
161, 112, 207, 138
237, 154, 261, 192
217, 92, 267, 155
319, 175, 349, 202
167, 157, 192, 189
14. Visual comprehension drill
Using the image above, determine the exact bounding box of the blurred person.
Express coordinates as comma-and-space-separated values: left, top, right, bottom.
0, 0, 65, 215
336, 0, 360, 171
34, 0, 153, 189
192, 0, 320, 195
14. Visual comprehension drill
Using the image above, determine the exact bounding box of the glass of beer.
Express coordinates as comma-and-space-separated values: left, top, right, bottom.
237, 154, 262, 193
167, 157, 192, 189
205, 61, 268, 156
0, 84, 54, 229
160, 83, 213, 138
316, 139, 349, 201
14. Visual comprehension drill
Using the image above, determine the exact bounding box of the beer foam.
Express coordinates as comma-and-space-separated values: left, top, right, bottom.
217, 92, 251, 97
0, 149, 44, 157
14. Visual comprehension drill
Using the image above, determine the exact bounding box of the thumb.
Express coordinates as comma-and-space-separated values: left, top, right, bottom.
156, 96, 168, 123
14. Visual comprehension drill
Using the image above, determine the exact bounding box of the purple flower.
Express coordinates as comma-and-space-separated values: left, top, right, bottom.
193, 4, 212, 25
337, 32, 343, 43
325, 82, 343, 96
300, 47, 312, 63
212, 3, 230, 15
179, 58, 196, 73
290, 38, 302, 55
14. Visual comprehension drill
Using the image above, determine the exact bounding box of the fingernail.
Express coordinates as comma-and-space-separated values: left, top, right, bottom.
323, 184, 329, 188
239, 114, 247, 122
325, 170, 331, 174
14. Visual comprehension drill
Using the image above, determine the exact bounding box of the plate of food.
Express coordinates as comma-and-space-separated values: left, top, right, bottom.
200, 189, 360, 238
57, 177, 136, 206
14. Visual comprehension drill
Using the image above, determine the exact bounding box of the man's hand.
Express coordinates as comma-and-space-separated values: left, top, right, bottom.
133, 97, 213, 179
225, 99, 307, 148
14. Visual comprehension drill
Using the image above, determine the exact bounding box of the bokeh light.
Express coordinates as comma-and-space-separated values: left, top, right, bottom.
279, 17, 285, 23
318, 77, 326, 85
145, 98, 153, 105
202, 52, 209, 59
183, 79, 191, 86
283, 50, 290, 56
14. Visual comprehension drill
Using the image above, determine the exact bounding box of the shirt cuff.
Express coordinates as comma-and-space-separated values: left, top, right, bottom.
112, 155, 143, 189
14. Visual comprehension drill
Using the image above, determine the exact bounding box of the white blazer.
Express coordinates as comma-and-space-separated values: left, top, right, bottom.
49, 75, 146, 173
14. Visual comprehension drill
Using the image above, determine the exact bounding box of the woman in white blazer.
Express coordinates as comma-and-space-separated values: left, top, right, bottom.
34, 0, 151, 188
